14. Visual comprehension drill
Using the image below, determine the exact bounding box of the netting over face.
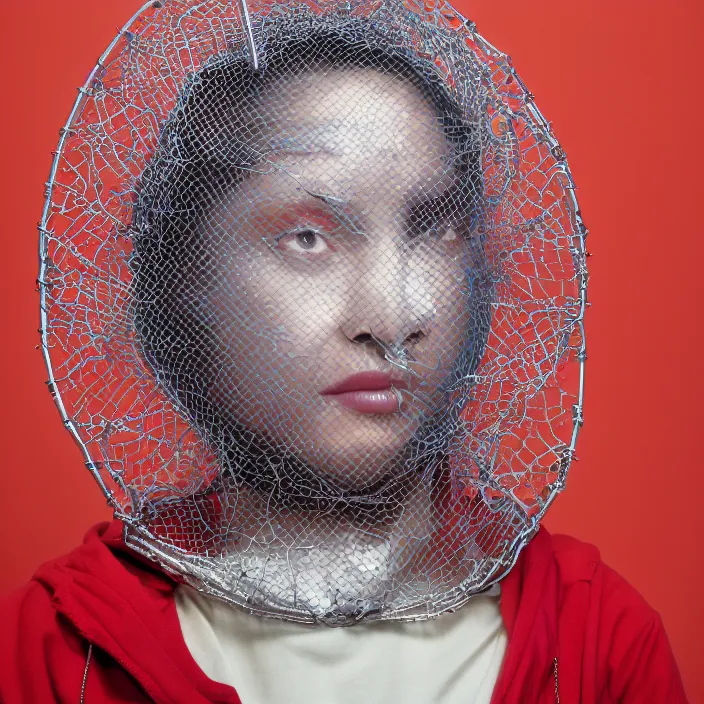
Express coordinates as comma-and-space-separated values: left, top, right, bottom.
40, 0, 587, 625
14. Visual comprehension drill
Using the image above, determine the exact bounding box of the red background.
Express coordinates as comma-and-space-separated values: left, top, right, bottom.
0, 1, 701, 700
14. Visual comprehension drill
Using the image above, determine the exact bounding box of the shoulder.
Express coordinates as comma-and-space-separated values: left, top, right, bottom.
0, 541, 83, 648
548, 530, 656, 623
544, 530, 660, 638
543, 530, 687, 702
0, 576, 64, 641
0, 521, 168, 704
507, 527, 657, 629
0, 567, 89, 703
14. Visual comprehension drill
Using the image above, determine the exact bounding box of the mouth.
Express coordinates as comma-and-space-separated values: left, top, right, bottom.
319, 371, 407, 415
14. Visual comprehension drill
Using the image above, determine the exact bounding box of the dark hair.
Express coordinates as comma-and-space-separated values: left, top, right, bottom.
130, 22, 489, 510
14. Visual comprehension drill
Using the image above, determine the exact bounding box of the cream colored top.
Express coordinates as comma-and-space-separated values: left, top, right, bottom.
175, 585, 507, 704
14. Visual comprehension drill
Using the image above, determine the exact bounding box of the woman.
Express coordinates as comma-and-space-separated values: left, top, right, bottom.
0, 0, 687, 702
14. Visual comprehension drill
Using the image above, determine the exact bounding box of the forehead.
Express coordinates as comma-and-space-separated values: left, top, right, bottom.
258, 67, 451, 165
222, 66, 457, 208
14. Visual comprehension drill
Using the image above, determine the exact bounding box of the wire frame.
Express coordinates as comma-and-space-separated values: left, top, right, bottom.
39, 0, 587, 624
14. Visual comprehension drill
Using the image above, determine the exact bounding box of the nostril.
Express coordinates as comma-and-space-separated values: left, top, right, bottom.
353, 333, 374, 345
405, 330, 425, 345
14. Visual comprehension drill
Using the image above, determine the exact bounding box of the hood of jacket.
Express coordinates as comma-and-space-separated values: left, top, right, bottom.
23, 521, 601, 704
2, 520, 689, 703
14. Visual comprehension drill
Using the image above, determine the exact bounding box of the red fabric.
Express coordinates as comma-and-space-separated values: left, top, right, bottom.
0, 522, 687, 703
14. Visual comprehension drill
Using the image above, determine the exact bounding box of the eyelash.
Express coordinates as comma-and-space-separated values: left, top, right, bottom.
274, 227, 333, 256
272, 209, 468, 258
408, 214, 460, 244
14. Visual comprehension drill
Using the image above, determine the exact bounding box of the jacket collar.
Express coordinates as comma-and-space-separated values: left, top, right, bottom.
34, 519, 598, 704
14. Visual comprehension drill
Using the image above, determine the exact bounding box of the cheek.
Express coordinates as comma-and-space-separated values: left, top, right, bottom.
437, 263, 471, 328
416, 254, 472, 364
213, 258, 347, 379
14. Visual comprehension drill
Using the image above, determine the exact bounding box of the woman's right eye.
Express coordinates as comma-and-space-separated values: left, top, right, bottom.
276, 229, 331, 256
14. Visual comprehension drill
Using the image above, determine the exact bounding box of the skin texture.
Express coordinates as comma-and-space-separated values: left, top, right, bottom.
201, 67, 475, 490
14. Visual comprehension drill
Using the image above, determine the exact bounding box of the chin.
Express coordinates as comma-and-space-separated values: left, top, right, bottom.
296, 417, 419, 490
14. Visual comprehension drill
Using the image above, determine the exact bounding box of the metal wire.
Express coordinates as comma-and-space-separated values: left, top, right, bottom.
80, 644, 93, 704
237, 0, 259, 71
39, 0, 587, 626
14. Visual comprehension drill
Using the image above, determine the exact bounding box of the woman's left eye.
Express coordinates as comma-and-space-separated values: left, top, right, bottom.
277, 229, 331, 256
437, 225, 459, 243
419, 223, 460, 244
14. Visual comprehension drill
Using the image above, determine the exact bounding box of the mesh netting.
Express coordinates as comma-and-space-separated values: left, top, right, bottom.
40, 0, 587, 624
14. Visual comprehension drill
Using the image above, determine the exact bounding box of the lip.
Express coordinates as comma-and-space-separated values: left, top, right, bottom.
319, 371, 407, 395
319, 371, 406, 415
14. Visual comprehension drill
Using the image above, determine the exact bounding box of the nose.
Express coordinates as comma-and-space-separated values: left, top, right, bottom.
340, 230, 434, 354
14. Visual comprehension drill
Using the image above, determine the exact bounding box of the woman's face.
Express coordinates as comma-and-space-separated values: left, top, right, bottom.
203, 66, 476, 490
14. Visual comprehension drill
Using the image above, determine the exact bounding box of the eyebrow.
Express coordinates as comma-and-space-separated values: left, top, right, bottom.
307, 189, 347, 209
305, 189, 365, 236
251, 189, 363, 239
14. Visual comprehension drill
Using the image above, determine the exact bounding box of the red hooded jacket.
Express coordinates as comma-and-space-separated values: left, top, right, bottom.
0, 521, 687, 703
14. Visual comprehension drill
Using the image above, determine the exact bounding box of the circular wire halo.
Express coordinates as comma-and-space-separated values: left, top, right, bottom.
39, 0, 587, 624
